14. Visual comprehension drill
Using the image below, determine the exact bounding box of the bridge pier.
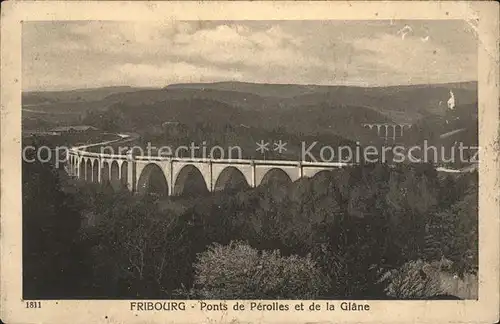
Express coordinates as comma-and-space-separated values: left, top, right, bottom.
250, 161, 255, 188
97, 159, 102, 184
127, 161, 135, 192
208, 161, 213, 191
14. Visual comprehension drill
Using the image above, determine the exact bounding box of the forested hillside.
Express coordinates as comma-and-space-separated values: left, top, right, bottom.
23, 158, 478, 299
23, 81, 477, 145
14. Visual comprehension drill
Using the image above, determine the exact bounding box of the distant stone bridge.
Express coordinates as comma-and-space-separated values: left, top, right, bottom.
362, 123, 413, 142
67, 148, 349, 196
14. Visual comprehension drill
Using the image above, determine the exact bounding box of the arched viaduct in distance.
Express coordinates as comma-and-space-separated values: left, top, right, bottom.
66, 148, 349, 197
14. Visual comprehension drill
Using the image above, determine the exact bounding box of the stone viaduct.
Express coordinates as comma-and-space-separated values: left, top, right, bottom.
66, 148, 349, 196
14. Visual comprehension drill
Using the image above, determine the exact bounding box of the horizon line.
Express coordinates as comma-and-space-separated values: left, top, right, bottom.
22, 79, 479, 93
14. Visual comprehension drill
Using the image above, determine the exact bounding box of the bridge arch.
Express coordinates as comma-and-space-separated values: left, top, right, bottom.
214, 166, 250, 192
302, 167, 334, 179
79, 158, 86, 180
85, 159, 93, 182
137, 163, 169, 197
72, 156, 77, 175
102, 161, 111, 185
311, 169, 335, 180
258, 168, 293, 187
120, 161, 128, 188
110, 161, 121, 191
92, 160, 99, 183
173, 164, 209, 196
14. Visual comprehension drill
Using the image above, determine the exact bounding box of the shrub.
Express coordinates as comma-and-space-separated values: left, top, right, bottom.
193, 241, 327, 299
311, 243, 387, 299
377, 260, 444, 299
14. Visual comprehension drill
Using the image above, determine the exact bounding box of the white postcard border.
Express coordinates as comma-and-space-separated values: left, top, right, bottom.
1, 2, 498, 323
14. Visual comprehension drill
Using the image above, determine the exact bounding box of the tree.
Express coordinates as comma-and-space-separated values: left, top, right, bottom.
424, 183, 478, 276
193, 241, 327, 299
22, 157, 83, 298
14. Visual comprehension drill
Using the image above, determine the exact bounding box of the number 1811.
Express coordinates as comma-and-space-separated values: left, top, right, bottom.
26, 301, 42, 308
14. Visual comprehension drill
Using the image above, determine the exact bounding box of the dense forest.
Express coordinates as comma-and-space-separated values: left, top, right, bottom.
23, 153, 478, 300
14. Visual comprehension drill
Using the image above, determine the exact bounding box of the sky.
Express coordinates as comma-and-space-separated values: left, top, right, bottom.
22, 20, 478, 91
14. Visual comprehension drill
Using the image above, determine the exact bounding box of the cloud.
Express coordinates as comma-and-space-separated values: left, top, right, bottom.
22, 20, 478, 91
108, 62, 245, 87
167, 23, 327, 70
350, 32, 477, 84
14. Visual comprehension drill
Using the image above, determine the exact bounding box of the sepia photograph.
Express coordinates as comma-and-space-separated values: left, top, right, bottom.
1, 1, 499, 323
21, 18, 482, 301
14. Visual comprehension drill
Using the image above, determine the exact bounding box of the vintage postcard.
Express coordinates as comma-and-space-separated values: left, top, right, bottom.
1, 1, 499, 323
